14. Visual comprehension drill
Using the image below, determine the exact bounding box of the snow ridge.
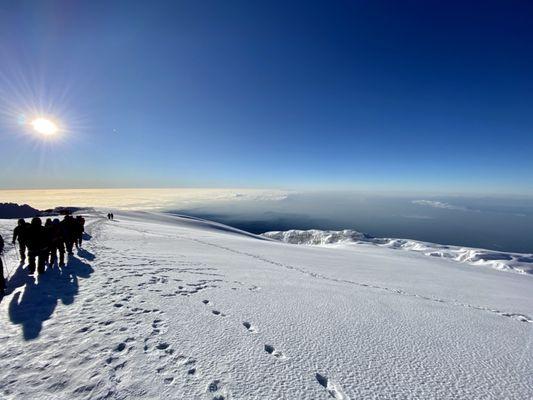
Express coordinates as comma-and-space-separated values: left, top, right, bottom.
262, 229, 533, 275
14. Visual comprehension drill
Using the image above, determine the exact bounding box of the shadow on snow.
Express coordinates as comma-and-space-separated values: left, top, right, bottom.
77, 247, 95, 262
8, 255, 94, 340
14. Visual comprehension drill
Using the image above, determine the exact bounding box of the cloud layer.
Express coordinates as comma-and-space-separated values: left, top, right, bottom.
411, 200, 467, 211
0, 188, 290, 211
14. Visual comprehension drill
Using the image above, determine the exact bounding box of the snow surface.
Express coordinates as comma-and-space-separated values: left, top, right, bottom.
0, 211, 531, 399
262, 229, 533, 275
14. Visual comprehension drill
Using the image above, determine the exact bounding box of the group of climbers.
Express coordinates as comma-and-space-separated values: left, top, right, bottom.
11, 214, 85, 275
0, 213, 88, 294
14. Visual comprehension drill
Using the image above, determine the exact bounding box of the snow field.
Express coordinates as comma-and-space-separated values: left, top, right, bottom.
0, 211, 531, 399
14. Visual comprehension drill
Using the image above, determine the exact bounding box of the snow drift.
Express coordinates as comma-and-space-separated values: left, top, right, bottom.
262, 229, 533, 275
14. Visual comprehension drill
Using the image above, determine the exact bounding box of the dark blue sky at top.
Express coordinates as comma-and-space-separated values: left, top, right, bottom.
0, 0, 532, 193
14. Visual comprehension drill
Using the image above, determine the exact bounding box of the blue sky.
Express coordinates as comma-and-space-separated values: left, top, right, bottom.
0, 0, 532, 194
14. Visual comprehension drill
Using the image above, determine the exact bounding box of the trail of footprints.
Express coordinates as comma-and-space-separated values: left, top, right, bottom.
201, 298, 343, 399
93, 278, 164, 392
89, 265, 206, 392
141, 298, 203, 387
98, 253, 346, 399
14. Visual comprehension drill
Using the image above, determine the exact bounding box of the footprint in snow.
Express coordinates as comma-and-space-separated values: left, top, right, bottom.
114, 342, 126, 352
243, 321, 258, 333
163, 377, 174, 385
212, 310, 226, 317
207, 379, 226, 399
315, 373, 348, 399
264, 344, 286, 359
156, 342, 170, 350
154, 342, 174, 355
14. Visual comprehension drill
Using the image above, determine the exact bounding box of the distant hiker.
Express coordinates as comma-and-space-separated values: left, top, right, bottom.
107, 213, 111, 220
75, 215, 85, 248
12, 218, 29, 263
111, 213, 114, 220
49, 219, 65, 267
0, 234, 5, 293
26, 217, 48, 274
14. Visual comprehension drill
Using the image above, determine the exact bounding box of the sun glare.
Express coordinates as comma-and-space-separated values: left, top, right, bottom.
31, 118, 59, 136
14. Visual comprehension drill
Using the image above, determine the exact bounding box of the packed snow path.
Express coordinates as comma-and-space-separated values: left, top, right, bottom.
0, 211, 531, 399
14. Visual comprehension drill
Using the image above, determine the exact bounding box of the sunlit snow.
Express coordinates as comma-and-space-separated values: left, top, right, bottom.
0, 211, 531, 399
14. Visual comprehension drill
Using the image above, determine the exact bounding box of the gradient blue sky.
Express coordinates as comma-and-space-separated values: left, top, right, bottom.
0, 0, 532, 194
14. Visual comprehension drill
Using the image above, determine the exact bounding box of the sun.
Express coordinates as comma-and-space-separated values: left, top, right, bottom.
31, 117, 59, 136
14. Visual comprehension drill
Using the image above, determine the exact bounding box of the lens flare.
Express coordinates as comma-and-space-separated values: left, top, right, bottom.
31, 118, 59, 136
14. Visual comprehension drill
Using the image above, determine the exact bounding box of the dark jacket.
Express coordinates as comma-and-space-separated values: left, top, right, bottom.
60, 217, 77, 241
26, 224, 47, 252
49, 223, 63, 245
76, 217, 85, 234
12, 223, 29, 244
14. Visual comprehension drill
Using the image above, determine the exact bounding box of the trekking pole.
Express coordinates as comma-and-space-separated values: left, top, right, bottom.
0, 254, 13, 282
2, 243, 18, 282
14, 242, 23, 263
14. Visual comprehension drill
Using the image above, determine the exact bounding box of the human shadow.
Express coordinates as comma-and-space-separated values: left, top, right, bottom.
77, 248, 95, 262
1, 262, 29, 299
8, 256, 94, 340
